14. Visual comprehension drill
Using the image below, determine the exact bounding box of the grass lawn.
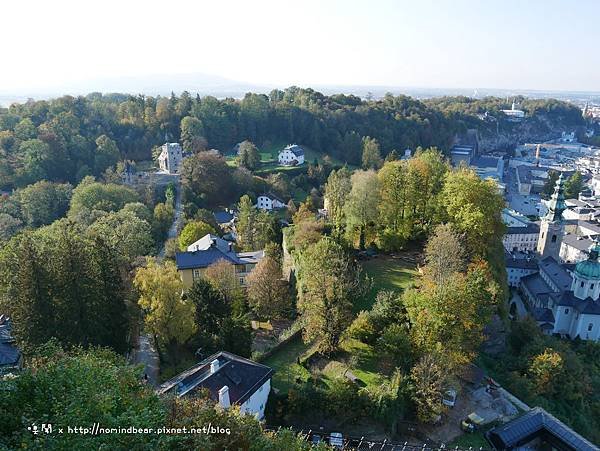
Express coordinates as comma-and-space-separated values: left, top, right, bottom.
226, 140, 347, 174
359, 256, 419, 311
262, 335, 311, 393
447, 428, 492, 449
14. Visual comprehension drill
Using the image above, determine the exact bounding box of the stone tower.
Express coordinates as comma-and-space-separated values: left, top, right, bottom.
537, 173, 566, 260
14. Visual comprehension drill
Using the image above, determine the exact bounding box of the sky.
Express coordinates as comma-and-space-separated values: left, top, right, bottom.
2, 0, 600, 94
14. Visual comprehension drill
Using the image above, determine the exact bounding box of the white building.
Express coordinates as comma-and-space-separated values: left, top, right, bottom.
502, 209, 540, 252
502, 101, 525, 121
505, 253, 538, 287
257, 193, 286, 211
278, 144, 305, 166
561, 131, 576, 143
158, 142, 183, 174
158, 351, 273, 420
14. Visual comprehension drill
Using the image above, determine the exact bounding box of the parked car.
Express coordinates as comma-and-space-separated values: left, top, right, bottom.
461, 412, 485, 433
442, 389, 457, 407
311, 433, 323, 445
329, 432, 344, 449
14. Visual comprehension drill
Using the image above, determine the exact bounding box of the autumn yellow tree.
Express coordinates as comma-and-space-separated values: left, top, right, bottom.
134, 258, 196, 350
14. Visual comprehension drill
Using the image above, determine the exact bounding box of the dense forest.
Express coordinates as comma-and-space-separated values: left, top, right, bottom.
0, 88, 584, 190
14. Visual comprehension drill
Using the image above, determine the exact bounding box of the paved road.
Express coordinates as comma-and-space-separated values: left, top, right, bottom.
134, 179, 182, 383
133, 334, 160, 386
158, 178, 183, 258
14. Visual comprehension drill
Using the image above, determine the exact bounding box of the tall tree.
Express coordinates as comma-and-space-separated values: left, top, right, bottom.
237, 140, 261, 170
246, 256, 290, 319
325, 166, 352, 234
298, 238, 363, 354
361, 136, 383, 170
344, 170, 380, 249
180, 116, 206, 152
441, 167, 505, 257
134, 258, 196, 350
423, 223, 466, 285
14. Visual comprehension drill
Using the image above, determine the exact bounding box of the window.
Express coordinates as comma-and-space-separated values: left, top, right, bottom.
592, 284, 595, 290
239, 277, 245, 285
541, 232, 545, 239
551, 234, 557, 243
193, 269, 201, 279
588, 323, 594, 332
565, 308, 569, 314
581, 281, 585, 288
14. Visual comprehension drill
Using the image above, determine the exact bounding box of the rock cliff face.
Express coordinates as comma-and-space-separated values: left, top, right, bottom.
477, 115, 586, 152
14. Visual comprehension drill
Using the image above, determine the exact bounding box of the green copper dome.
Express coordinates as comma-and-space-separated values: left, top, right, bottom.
575, 243, 600, 280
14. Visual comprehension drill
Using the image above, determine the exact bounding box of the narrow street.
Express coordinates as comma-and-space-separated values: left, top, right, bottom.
133, 179, 183, 384
132, 333, 160, 386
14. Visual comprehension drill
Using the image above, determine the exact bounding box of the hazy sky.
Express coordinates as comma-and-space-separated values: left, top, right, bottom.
3, 0, 600, 93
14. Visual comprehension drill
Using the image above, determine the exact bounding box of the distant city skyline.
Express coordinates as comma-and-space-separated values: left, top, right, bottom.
2, 0, 600, 95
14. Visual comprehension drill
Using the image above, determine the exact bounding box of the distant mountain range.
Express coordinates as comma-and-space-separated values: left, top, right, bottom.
2, 72, 600, 107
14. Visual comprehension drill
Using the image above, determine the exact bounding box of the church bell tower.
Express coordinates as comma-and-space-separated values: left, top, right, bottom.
537, 173, 566, 260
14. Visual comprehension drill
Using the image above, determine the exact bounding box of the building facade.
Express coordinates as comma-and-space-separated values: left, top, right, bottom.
257, 193, 286, 211
175, 234, 264, 288
158, 351, 273, 420
158, 142, 183, 174
278, 144, 305, 166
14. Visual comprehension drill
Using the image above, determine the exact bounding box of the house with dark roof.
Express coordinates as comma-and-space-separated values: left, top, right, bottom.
0, 315, 22, 374
278, 144, 305, 166
175, 234, 264, 288
506, 252, 538, 287
213, 209, 236, 227
486, 407, 598, 451
158, 351, 273, 420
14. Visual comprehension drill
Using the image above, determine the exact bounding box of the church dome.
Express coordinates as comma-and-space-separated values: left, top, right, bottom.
575, 243, 600, 280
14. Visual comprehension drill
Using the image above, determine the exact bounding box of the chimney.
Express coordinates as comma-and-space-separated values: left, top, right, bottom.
218, 385, 231, 409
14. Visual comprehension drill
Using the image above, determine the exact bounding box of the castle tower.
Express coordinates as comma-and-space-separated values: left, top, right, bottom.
571, 243, 600, 301
537, 173, 566, 260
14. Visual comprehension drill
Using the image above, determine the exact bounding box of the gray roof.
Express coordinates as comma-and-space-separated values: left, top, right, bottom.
471, 155, 502, 169
532, 307, 555, 323
505, 254, 538, 270
505, 222, 540, 235
556, 291, 600, 315
158, 351, 273, 405
521, 273, 554, 299
175, 247, 242, 270
561, 234, 595, 252
284, 144, 304, 157
213, 210, 235, 224
487, 407, 599, 451
539, 257, 572, 292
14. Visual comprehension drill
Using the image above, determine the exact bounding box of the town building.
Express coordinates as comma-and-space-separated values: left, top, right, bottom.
537, 174, 567, 260
158, 351, 273, 420
505, 252, 538, 287
278, 144, 305, 166
561, 131, 576, 143
560, 234, 596, 263
486, 407, 599, 451
256, 193, 286, 211
158, 142, 183, 174
213, 209, 236, 228
502, 209, 540, 252
0, 315, 22, 375
175, 234, 264, 288
501, 101, 525, 121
